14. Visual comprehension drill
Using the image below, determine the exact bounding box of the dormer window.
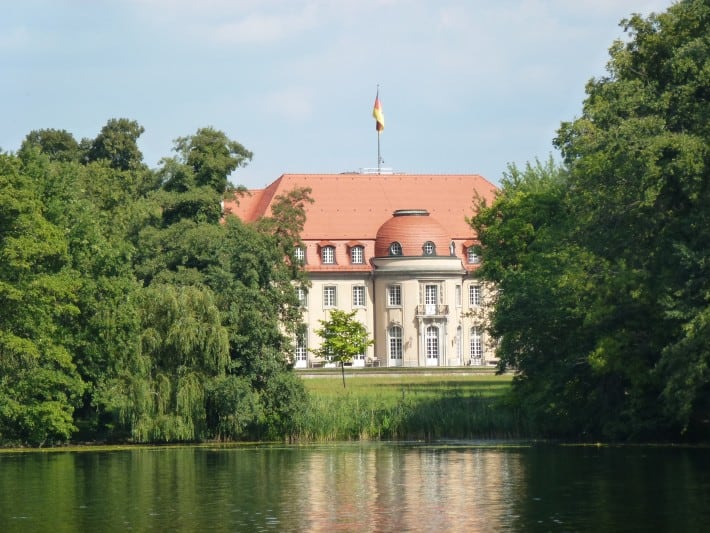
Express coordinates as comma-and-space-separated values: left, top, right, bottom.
294, 246, 305, 263
389, 242, 402, 256
321, 245, 335, 264
423, 241, 435, 256
467, 246, 480, 264
350, 245, 364, 264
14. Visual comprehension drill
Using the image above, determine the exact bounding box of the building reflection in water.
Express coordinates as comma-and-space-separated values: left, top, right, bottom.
287, 445, 524, 532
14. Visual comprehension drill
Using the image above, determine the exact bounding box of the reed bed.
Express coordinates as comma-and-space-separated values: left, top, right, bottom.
294, 373, 530, 441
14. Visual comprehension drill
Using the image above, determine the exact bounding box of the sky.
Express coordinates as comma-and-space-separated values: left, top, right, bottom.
2, 0, 673, 189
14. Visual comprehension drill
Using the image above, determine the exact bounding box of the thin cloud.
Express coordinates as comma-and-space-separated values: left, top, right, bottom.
261, 87, 314, 120
211, 5, 319, 45
0, 26, 32, 52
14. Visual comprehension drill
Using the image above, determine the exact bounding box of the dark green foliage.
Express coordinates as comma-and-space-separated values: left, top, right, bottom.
0, 156, 85, 446
473, 0, 710, 440
19, 129, 81, 163
0, 122, 308, 446
172, 127, 252, 195
85, 118, 146, 171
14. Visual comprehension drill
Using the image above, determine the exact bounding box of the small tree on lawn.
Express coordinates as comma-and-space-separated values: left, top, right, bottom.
311, 310, 373, 388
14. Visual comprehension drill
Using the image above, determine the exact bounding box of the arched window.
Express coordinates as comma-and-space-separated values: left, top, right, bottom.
350, 245, 364, 264
426, 325, 439, 359
294, 246, 305, 263
389, 242, 402, 256
467, 246, 480, 264
423, 241, 435, 255
321, 245, 335, 264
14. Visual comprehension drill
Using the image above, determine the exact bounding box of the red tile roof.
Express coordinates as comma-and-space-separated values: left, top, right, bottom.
375, 209, 450, 257
224, 173, 497, 240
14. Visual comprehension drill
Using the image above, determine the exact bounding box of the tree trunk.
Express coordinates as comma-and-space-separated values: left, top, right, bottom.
341, 362, 346, 388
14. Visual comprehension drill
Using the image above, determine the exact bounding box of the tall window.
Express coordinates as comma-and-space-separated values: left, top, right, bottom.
455, 285, 462, 308
296, 333, 307, 362
294, 246, 305, 263
297, 287, 308, 308
389, 326, 403, 360
469, 285, 482, 307
467, 247, 480, 264
470, 326, 483, 360
350, 246, 364, 264
321, 245, 335, 264
323, 286, 337, 307
389, 242, 402, 256
352, 285, 366, 307
426, 326, 439, 359
387, 284, 402, 307
456, 325, 463, 358
424, 284, 438, 315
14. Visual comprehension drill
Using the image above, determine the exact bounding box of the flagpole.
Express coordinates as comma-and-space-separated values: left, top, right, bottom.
373, 85, 385, 174
376, 84, 381, 174
377, 131, 381, 174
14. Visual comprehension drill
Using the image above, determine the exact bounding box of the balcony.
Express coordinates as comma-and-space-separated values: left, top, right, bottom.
415, 304, 449, 318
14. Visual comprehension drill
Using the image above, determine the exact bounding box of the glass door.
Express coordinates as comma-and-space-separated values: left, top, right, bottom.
425, 285, 438, 315
425, 325, 439, 366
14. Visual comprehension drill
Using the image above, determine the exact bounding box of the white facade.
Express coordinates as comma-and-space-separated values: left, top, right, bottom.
295, 212, 497, 368
224, 173, 500, 370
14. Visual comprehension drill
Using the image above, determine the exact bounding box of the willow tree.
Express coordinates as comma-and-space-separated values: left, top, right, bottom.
116, 284, 230, 442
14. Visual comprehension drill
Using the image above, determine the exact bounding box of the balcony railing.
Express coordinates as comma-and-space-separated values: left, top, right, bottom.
415, 304, 449, 317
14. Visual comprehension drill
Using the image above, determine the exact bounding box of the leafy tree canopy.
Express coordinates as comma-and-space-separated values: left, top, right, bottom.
312, 310, 373, 387
473, 0, 710, 440
86, 118, 145, 171
0, 121, 310, 446
19, 128, 80, 163
170, 127, 253, 195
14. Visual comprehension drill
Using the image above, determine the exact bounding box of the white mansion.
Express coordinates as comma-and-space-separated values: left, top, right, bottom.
225, 172, 498, 368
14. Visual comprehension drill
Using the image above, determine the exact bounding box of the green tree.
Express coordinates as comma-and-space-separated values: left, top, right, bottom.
155, 127, 251, 224
15, 141, 155, 441
86, 118, 145, 170
471, 160, 606, 437
115, 284, 230, 442
554, 0, 710, 437
0, 155, 85, 446
473, 0, 710, 440
172, 127, 252, 194
312, 310, 373, 388
19, 129, 80, 162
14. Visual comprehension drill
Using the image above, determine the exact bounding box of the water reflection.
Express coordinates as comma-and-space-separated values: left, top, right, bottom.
293, 445, 525, 531
1, 443, 708, 532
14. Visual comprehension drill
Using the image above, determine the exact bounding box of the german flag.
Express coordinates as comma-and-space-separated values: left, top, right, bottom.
373, 92, 384, 132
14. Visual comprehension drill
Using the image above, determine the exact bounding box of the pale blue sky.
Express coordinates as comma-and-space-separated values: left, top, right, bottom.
2, 0, 671, 188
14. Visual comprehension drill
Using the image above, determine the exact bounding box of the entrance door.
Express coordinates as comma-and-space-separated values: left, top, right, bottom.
425, 325, 439, 366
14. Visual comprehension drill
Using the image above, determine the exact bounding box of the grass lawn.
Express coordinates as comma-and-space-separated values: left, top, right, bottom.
302, 373, 512, 401
294, 371, 525, 441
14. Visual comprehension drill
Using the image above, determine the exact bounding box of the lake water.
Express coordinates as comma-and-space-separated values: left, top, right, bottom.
1, 442, 708, 532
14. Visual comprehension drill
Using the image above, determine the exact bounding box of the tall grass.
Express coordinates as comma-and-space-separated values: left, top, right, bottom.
294, 374, 531, 441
